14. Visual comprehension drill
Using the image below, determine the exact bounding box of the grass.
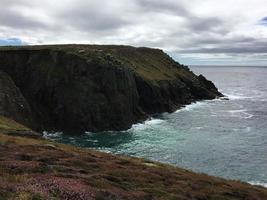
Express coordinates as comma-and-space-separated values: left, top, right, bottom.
0, 131, 267, 199
0, 116, 267, 199
0, 44, 193, 81
0, 116, 30, 133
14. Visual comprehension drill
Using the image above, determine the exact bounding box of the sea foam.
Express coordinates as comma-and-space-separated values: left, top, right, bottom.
43, 131, 63, 139
227, 109, 254, 119
249, 181, 267, 188
175, 101, 207, 113
225, 94, 251, 100
129, 118, 165, 131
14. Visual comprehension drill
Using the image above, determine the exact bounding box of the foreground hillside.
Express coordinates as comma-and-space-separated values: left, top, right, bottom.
0, 45, 222, 133
0, 117, 267, 200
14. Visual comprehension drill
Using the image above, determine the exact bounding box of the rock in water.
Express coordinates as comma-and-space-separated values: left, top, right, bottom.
0, 45, 222, 133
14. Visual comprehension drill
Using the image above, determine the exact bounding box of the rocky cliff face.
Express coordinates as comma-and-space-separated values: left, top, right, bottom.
0, 45, 222, 133
0, 71, 34, 128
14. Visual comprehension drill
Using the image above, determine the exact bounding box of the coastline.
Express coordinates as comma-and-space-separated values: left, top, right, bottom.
1, 132, 267, 199
43, 95, 267, 189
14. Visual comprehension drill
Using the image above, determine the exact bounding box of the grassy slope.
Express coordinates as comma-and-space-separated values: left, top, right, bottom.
0, 116, 267, 200
0, 44, 193, 81
0, 116, 30, 133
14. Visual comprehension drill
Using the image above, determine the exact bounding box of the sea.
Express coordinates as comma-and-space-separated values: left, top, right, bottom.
44, 66, 267, 187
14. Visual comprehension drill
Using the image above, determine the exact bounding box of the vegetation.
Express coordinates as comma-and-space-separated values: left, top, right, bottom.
0, 45, 222, 133
0, 44, 192, 81
0, 116, 30, 133
0, 45, 263, 199
0, 116, 267, 200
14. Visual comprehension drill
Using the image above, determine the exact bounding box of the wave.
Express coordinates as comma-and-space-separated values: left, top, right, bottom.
43, 131, 63, 139
227, 109, 254, 119
175, 96, 228, 113
128, 98, 222, 131
249, 181, 267, 188
145, 118, 165, 125
225, 93, 251, 100
225, 90, 266, 101
175, 101, 207, 113
129, 118, 165, 131
228, 109, 247, 113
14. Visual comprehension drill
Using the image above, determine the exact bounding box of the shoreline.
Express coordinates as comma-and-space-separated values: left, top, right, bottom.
1, 132, 267, 199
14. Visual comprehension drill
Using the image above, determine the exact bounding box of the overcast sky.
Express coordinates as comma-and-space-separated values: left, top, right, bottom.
1, 0, 267, 65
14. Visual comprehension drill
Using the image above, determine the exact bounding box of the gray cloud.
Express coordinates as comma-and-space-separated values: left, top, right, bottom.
0, 0, 50, 30
55, 1, 131, 32
0, 9, 46, 29
0, 0, 267, 65
134, 0, 189, 16
187, 17, 226, 34
178, 46, 267, 54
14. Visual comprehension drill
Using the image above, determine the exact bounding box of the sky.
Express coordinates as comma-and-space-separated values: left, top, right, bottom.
1, 0, 267, 66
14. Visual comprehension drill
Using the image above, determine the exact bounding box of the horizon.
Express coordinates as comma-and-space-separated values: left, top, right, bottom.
190, 64, 267, 67
1, 0, 267, 66
1, 43, 267, 67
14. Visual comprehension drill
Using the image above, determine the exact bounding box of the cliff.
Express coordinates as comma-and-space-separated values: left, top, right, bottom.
0, 119, 267, 200
1, 45, 266, 200
0, 45, 222, 133
0, 71, 34, 128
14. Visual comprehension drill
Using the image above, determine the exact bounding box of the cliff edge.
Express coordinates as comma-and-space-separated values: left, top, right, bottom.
0, 45, 222, 133
0, 118, 266, 200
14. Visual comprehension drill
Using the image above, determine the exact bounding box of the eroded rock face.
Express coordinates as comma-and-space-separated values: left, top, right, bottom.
0, 71, 34, 128
0, 45, 222, 133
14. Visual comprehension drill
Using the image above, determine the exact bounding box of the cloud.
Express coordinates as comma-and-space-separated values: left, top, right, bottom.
134, 0, 189, 16
0, 8, 46, 29
0, 0, 267, 65
55, 1, 132, 32
0, 0, 50, 30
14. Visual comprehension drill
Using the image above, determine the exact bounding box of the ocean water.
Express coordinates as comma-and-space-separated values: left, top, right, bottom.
45, 66, 267, 187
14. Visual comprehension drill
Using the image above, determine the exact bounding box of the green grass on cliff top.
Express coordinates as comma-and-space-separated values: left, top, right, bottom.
0, 44, 193, 81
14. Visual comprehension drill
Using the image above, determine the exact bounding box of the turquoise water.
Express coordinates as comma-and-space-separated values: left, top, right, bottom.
45, 66, 267, 186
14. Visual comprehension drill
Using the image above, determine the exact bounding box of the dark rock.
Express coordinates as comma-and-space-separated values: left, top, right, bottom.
0, 71, 35, 128
221, 97, 230, 100
0, 45, 223, 133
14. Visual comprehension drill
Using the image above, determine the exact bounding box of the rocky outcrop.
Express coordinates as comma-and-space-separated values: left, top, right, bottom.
0, 71, 34, 128
0, 45, 222, 133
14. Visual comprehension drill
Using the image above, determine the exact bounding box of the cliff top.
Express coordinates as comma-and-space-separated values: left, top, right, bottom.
0, 44, 190, 81
0, 116, 267, 200
0, 44, 222, 132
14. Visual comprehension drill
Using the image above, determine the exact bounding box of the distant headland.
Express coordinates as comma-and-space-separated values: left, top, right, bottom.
0, 44, 222, 134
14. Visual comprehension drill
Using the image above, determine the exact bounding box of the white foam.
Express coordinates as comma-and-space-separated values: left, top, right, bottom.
228, 109, 247, 113
130, 123, 147, 131
85, 131, 95, 135
129, 118, 165, 131
193, 126, 204, 130
249, 181, 267, 188
145, 118, 164, 125
175, 101, 207, 113
42, 131, 63, 139
227, 109, 254, 119
225, 93, 251, 100
244, 113, 254, 119
225, 91, 266, 101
